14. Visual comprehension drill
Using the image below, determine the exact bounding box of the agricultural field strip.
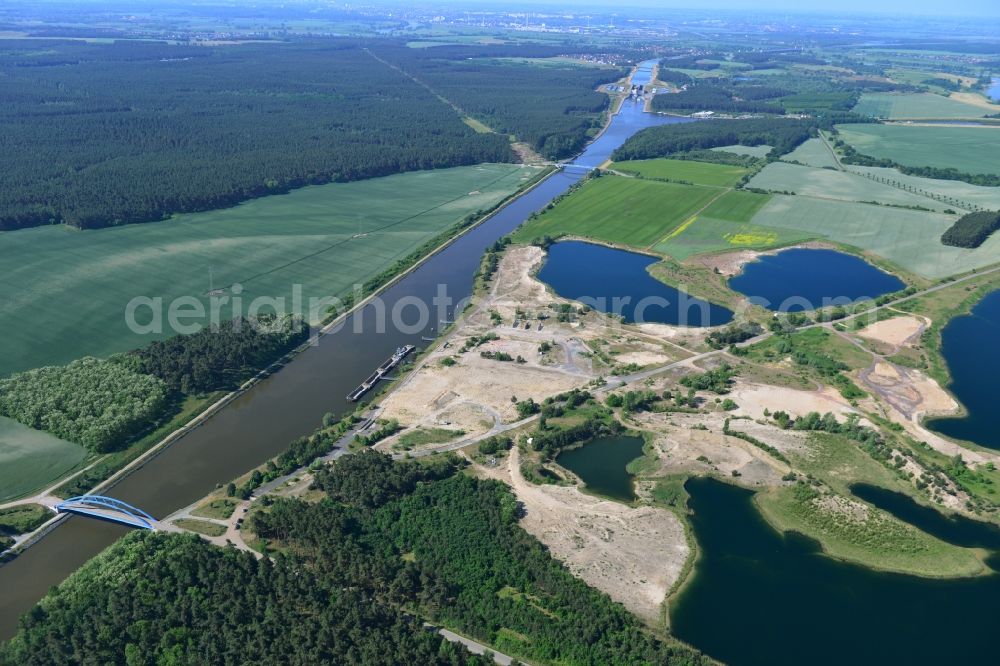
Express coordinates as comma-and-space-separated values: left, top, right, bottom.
233, 166, 519, 289
835, 124, 1000, 176
747, 162, 953, 212
654, 216, 814, 260
845, 166, 1000, 212
610, 158, 748, 187
510, 175, 722, 248
781, 138, 840, 170
747, 196, 1000, 280
0, 418, 86, 504
0, 164, 529, 378
649, 188, 733, 249
853, 92, 990, 120
710, 144, 772, 158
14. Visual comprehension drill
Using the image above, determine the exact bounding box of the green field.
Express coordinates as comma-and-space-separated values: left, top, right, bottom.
780, 92, 856, 113
782, 138, 840, 169
665, 67, 728, 79
852, 93, 987, 119
846, 166, 1000, 211
611, 158, 748, 187
192, 498, 238, 520
747, 162, 949, 211
174, 518, 227, 537
0, 504, 51, 535
0, 164, 532, 378
699, 190, 773, 222
0, 417, 87, 502
652, 190, 808, 259
511, 175, 722, 248
479, 56, 617, 69
749, 195, 1000, 279
710, 144, 772, 158
655, 216, 814, 260
837, 124, 1000, 175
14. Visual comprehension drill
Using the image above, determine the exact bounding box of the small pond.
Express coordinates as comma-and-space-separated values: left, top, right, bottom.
927, 289, 1000, 450
555, 435, 645, 502
538, 241, 733, 326
672, 477, 1000, 666
728, 248, 904, 312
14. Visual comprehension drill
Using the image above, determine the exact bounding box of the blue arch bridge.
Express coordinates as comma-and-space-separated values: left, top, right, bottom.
55, 495, 157, 530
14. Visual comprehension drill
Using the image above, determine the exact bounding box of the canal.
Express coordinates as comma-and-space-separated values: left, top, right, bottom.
0, 62, 682, 637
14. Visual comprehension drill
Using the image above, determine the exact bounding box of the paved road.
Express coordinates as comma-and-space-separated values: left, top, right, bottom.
437, 628, 516, 665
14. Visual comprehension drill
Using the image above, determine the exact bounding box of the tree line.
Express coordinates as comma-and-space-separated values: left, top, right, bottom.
0, 357, 168, 452
941, 211, 1000, 248
651, 80, 787, 115
127, 315, 309, 394
1, 314, 313, 453
613, 117, 817, 161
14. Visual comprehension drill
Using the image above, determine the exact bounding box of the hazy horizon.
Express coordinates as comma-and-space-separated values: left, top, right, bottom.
386, 0, 1000, 19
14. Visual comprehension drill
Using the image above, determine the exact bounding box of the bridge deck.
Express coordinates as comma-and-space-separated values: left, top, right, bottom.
55, 495, 156, 530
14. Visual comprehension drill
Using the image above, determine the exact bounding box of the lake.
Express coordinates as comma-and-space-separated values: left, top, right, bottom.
927, 289, 1000, 450
672, 477, 1000, 666
537, 241, 733, 326
555, 435, 645, 502
851, 482, 1000, 551
728, 248, 905, 312
986, 77, 1000, 102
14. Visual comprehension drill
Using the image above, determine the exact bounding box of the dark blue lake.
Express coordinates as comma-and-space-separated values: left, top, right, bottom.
672, 477, 1000, 666
555, 435, 645, 502
927, 289, 1000, 449
537, 241, 733, 326
851, 482, 1000, 551
728, 248, 904, 312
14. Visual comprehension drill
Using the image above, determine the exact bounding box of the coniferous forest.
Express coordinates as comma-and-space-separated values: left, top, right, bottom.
2, 452, 708, 666
0, 39, 621, 231
613, 117, 817, 161
0, 531, 491, 666
378, 45, 625, 159
0, 39, 511, 230
128, 316, 309, 394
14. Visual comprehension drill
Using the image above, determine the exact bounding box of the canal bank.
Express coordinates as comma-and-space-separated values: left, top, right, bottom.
0, 62, 675, 638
